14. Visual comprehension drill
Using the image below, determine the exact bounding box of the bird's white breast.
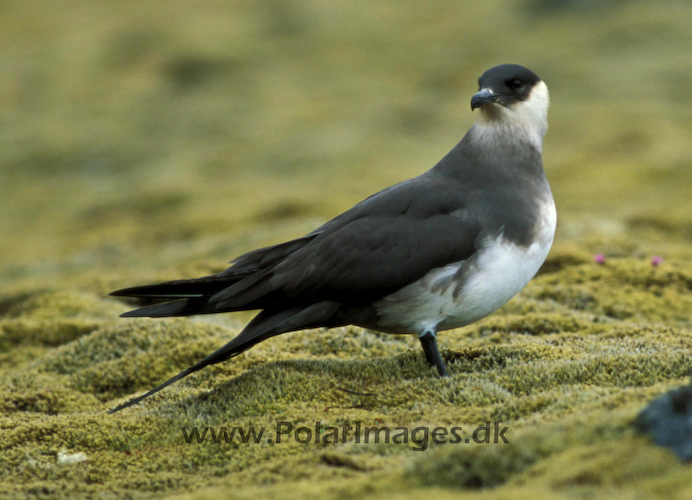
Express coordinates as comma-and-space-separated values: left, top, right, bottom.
374, 197, 556, 334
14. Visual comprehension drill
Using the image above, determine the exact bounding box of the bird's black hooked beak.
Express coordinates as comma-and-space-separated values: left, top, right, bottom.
471, 89, 501, 110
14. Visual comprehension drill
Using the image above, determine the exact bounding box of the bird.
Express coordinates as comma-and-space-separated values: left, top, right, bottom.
108, 63, 556, 413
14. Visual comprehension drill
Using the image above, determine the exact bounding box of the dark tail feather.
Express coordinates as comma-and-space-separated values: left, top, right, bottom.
108, 301, 341, 413
119, 298, 219, 318
110, 275, 243, 299
110, 233, 320, 300
117, 269, 282, 318
117, 293, 271, 318
107, 367, 195, 414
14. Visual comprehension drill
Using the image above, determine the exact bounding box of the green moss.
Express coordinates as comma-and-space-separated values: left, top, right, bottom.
0, 318, 104, 350
1, 291, 125, 320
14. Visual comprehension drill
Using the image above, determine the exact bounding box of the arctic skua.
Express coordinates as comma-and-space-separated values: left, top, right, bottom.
109, 63, 556, 413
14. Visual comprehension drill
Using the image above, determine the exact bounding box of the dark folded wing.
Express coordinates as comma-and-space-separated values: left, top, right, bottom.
209, 174, 483, 309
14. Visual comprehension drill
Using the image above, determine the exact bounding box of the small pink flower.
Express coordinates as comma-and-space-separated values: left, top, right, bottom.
594, 254, 606, 265
651, 255, 663, 266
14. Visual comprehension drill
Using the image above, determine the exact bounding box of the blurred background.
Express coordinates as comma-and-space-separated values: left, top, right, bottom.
1, 0, 691, 285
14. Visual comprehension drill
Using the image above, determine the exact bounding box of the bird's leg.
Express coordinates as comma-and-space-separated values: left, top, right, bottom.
419, 330, 449, 377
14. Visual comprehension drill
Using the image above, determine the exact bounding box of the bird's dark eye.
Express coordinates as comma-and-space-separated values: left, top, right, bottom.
511, 79, 523, 88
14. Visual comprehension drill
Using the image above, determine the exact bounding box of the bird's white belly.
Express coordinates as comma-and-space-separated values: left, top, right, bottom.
374, 199, 556, 334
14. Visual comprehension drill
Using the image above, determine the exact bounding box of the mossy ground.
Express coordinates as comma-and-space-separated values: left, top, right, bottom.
1, 0, 691, 498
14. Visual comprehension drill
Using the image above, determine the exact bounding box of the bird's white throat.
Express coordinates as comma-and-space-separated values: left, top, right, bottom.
473, 80, 550, 152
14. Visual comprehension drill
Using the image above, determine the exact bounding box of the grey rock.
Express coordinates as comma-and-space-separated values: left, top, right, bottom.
636, 380, 692, 461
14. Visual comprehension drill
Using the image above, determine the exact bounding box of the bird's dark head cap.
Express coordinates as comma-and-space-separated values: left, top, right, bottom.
472, 64, 543, 110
